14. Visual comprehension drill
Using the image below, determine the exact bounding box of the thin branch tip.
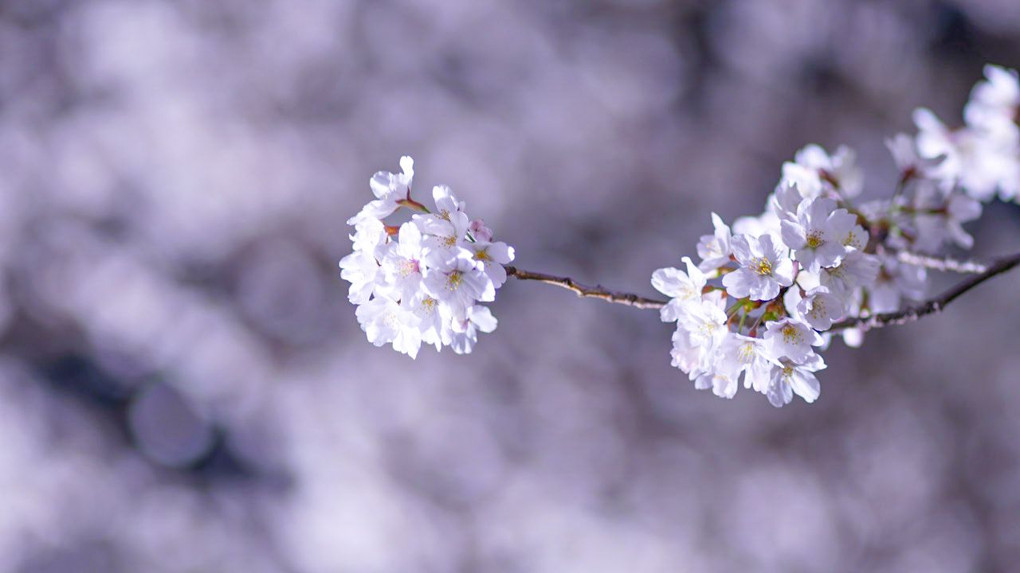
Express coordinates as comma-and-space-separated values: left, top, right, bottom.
509, 249, 1020, 331
896, 251, 990, 274
505, 264, 667, 310
833, 250, 1020, 332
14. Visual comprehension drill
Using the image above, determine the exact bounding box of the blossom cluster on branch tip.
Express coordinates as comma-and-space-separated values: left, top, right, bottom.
339, 65, 1019, 408
654, 64, 1020, 407
340, 156, 514, 357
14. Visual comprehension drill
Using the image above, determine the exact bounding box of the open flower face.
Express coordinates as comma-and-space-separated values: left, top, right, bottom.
723, 233, 794, 301
342, 157, 513, 357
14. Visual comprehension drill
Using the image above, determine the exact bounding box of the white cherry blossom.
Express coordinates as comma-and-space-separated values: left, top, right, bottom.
964, 65, 1020, 140
355, 296, 423, 358
780, 197, 865, 272
771, 181, 806, 221
870, 254, 926, 314
794, 144, 864, 198
380, 221, 426, 302
914, 107, 1019, 202
339, 248, 381, 305
669, 297, 727, 378
694, 369, 741, 400
450, 306, 498, 354
795, 288, 845, 331
765, 354, 825, 407
798, 250, 879, 299
696, 213, 733, 271
348, 156, 415, 224
419, 191, 473, 257
339, 217, 388, 304
341, 156, 513, 357
719, 333, 773, 394
732, 208, 782, 239
763, 318, 823, 364
423, 253, 495, 317
466, 239, 515, 289
905, 184, 982, 253
652, 256, 707, 322
886, 133, 946, 184
723, 234, 794, 301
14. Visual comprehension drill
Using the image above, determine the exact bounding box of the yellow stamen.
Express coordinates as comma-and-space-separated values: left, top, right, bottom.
421, 297, 437, 314
446, 271, 463, 290
399, 260, 418, 277
811, 299, 826, 317
738, 342, 755, 363
806, 232, 823, 249
781, 324, 802, 344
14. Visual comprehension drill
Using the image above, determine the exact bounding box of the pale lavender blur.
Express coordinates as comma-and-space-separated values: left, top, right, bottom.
1, 1, 1019, 572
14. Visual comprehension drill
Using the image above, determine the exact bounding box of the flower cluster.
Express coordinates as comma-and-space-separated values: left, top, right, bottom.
914, 65, 1020, 204
340, 157, 514, 357
653, 147, 875, 407
654, 64, 1020, 406
340, 65, 1017, 408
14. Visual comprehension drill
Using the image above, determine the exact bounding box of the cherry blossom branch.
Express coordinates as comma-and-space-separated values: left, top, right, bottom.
343, 65, 1020, 407
508, 248, 1020, 333
895, 251, 989, 273
504, 266, 667, 310
832, 250, 1020, 333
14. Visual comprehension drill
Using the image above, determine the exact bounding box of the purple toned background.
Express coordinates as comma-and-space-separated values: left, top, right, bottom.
1, 1, 1019, 571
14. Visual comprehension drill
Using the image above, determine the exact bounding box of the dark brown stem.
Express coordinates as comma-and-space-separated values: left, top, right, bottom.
504, 266, 667, 310
831, 250, 1020, 333
506, 249, 1020, 332
510, 247, 1020, 332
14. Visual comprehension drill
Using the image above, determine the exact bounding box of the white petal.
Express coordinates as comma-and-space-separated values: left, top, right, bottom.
651, 267, 689, 298
780, 220, 807, 250
722, 269, 752, 299
790, 371, 821, 403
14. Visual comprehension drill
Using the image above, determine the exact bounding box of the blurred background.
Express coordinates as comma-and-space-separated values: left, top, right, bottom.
1, 0, 1019, 571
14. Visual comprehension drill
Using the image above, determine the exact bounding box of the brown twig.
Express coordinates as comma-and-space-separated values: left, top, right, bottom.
504, 266, 667, 310
831, 250, 1020, 333
896, 250, 989, 274
507, 249, 1020, 332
